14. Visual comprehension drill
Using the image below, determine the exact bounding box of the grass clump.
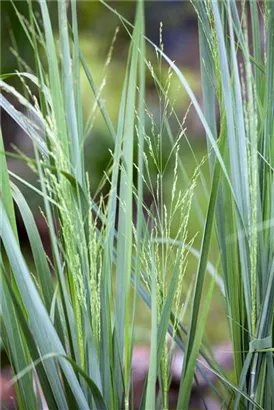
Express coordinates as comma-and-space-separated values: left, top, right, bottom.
1, 1, 274, 409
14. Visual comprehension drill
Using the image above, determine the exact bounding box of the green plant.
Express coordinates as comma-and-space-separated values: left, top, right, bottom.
1, 0, 274, 409
194, 1, 274, 408
0, 1, 206, 409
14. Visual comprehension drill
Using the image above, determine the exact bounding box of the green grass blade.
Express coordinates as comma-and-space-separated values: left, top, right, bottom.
100, 53, 129, 410
114, 13, 139, 406
0, 270, 37, 410
145, 256, 157, 410
58, 0, 82, 185
1, 203, 90, 410
39, 0, 68, 157
178, 274, 215, 409
196, 2, 218, 173
250, 0, 262, 94
129, 0, 146, 391
11, 182, 54, 313
176, 134, 224, 408
71, 0, 83, 145
0, 89, 48, 156
1, 272, 58, 410
0, 130, 18, 240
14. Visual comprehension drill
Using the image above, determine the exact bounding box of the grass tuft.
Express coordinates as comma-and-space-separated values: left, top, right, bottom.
1, 1, 274, 409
